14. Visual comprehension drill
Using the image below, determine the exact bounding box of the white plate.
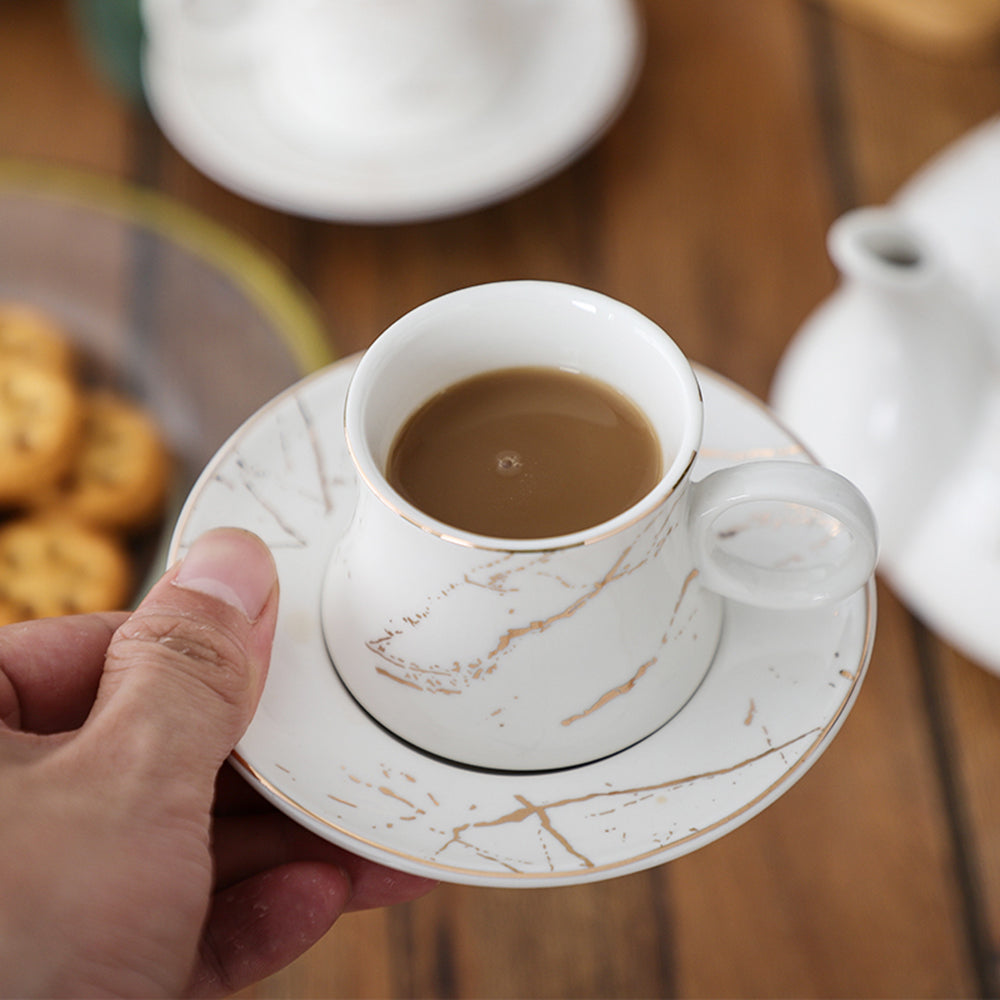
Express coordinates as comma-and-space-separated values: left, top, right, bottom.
169, 356, 874, 886
771, 117, 1000, 675
141, 0, 642, 223
895, 115, 1000, 356
882, 117, 1000, 673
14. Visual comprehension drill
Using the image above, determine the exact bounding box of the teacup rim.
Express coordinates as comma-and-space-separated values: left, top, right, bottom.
343, 280, 704, 552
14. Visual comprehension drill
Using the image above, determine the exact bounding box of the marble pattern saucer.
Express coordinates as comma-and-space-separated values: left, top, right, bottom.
169, 357, 875, 887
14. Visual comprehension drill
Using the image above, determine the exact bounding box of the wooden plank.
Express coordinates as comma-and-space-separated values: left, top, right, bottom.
936, 643, 1000, 995
669, 586, 976, 997
596, 0, 839, 399
0, 0, 131, 173
303, 164, 604, 358
383, 878, 673, 998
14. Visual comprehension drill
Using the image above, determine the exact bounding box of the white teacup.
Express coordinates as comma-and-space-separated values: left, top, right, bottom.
141, 0, 517, 154
321, 282, 878, 771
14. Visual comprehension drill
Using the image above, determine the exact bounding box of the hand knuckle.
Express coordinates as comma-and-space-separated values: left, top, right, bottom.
111, 611, 252, 708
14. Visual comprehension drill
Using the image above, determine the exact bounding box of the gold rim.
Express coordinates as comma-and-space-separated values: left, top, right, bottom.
347, 337, 707, 553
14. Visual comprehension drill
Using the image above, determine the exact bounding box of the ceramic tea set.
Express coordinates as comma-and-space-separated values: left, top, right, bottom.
171, 281, 878, 886
772, 115, 1000, 676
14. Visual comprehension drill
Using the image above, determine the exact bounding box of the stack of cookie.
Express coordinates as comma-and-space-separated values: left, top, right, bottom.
0, 302, 171, 624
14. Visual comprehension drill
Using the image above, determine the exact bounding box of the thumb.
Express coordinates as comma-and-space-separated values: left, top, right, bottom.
85, 528, 278, 794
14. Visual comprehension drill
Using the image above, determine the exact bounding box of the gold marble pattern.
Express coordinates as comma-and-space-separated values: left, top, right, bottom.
363, 492, 687, 713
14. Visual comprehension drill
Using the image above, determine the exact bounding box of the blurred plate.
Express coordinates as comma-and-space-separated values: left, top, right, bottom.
770, 116, 1000, 675
0, 159, 333, 595
141, 0, 642, 223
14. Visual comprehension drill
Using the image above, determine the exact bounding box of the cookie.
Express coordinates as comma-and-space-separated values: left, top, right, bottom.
0, 358, 82, 506
37, 389, 171, 532
0, 516, 132, 620
0, 301, 75, 374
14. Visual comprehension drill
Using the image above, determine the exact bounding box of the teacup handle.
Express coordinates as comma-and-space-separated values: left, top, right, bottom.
688, 461, 878, 609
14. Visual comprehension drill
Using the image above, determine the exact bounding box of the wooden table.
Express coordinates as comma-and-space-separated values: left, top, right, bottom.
3, 1, 1000, 996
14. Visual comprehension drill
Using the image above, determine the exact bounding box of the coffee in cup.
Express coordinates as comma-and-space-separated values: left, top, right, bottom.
386, 366, 662, 539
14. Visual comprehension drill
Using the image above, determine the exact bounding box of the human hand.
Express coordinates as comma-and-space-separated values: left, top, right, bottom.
0, 528, 436, 998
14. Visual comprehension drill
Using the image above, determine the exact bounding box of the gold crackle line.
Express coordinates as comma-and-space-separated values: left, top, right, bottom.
295, 395, 334, 515
561, 658, 657, 726
327, 795, 357, 808
560, 566, 698, 726
367, 503, 682, 695
453, 794, 596, 869
379, 786, 419, 811
238, 458, 309, 547
675, 568, 698, 610
371, 657, 462, 690
488, 549, 633, 659
463, 572, 520, 594
374, 667, 423, 691
454, 729, 820, 870
436, 826, 524, 873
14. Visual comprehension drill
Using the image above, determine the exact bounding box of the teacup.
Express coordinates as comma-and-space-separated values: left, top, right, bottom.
321, 282, 878, 771
140, 0, 518, 154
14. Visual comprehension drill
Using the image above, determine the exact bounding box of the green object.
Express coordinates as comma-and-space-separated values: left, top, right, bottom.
69, 0, 146, 105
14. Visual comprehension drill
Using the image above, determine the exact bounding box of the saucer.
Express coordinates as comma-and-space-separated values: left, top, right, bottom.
141, 0, 642, 223
894, 114, 1000, 359
169, 356, 874, 886
884, 120, 1000, 674
772, 116, 1000, 675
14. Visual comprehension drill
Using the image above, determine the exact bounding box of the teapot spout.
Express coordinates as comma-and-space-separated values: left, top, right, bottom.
828, 207, 936, 289
772, 206, 994, 558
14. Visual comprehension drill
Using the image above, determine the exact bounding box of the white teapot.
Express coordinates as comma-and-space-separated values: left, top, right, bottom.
771, 206, 995, 558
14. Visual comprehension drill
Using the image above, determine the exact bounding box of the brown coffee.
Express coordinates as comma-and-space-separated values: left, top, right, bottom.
386, 366, 662, 538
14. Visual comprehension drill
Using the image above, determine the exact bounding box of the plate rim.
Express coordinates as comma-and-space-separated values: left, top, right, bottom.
141, 0, 644, 223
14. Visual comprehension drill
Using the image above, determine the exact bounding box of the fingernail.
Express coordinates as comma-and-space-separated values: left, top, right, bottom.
174, 528, 276, 621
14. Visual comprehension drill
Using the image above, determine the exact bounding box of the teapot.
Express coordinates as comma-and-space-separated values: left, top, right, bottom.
770, 206, 995, 558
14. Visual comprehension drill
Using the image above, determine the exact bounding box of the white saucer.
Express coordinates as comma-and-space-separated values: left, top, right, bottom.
773, 116, 1000, 675
894, 114, 1000, 358
141, 0, 642, 223
884, 119, 1000, 674
169, 356, 874, 887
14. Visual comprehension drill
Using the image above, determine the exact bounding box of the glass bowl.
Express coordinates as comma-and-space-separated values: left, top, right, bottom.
0, 159, 333, 602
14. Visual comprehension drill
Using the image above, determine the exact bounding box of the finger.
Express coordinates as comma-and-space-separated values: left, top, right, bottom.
187, 862, 351, 999
83, 528, 278, 796
211, 811, 438, 909
0, 612, 127, 732
212, 761, 277, 817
